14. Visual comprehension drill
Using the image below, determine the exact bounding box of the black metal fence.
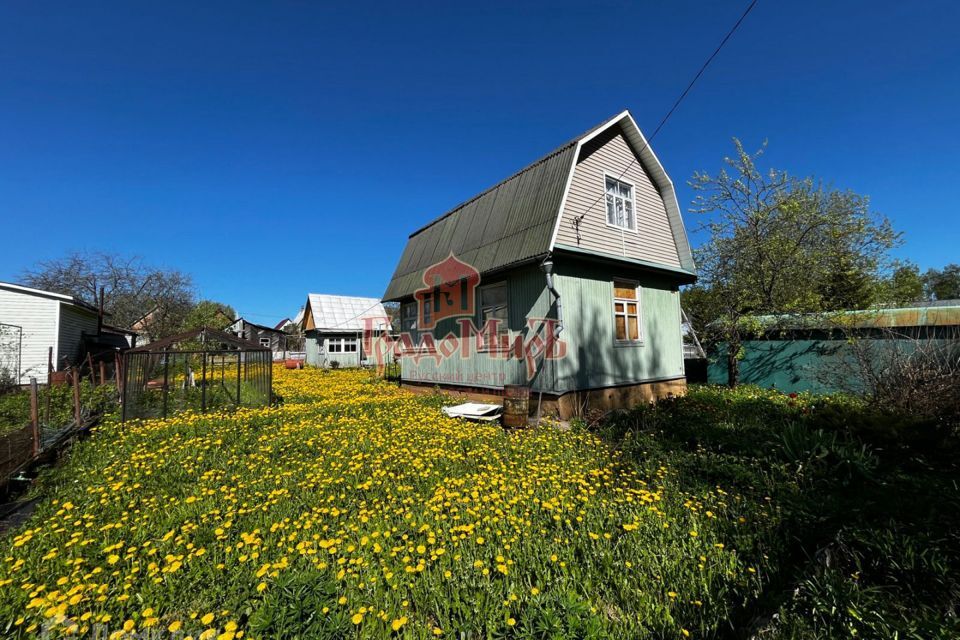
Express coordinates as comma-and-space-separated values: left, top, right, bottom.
122, 349, 272, 421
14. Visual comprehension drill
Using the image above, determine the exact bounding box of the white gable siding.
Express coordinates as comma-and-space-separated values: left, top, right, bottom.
0, 288, 59, 384
58, 304, 98, 368
556, 127, 682, 268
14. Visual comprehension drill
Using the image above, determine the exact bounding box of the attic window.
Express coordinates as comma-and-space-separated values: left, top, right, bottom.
605, 176, 635, 231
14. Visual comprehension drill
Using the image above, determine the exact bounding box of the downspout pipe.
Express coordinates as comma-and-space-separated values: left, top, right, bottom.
541, 257, 563, 340
536, 256, 563, 425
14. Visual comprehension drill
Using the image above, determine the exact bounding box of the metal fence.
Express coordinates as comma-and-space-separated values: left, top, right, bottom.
0, 322, 22, 388
0, 369, 112, 490
122, 349, 272, 421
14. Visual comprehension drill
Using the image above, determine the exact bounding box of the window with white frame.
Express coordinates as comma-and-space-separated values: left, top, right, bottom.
325, 337, 358, 353
613, 280, 641, 343
259, 337, 271, 348
605, 176, 635, 231
478, 282, 508, 349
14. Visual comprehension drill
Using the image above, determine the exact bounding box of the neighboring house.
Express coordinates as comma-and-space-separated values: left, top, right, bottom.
706, 302, 960, 394
0, 281, 102, 384
274, 318, 295, 331
129, 306, 159, 346
301, 294, 389, 368
226, 317, 288, 352
382, 111, 697, 418
101, 324, 138, 349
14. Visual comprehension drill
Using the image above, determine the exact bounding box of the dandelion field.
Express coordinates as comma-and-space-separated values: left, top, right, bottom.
0, 368, 771, 639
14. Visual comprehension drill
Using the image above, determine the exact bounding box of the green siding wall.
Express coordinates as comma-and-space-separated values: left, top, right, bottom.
399, 265, 551, 390
552, 259, 684, 392
399, 258, 686, 393
305, 332, 322, 367
305, 331, 366, 368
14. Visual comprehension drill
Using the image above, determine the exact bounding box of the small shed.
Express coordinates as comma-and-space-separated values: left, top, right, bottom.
301, 294, 389, 368
0, 281, 102, 384
122, 326, 272, 420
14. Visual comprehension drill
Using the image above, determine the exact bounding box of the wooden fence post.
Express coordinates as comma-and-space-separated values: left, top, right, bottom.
86, 354, 96, 385
29, 378, 40, 457
115, 352, 123, 397
72, 368, 82, 426
99, 360, 106, 386
45, 347, 53, 424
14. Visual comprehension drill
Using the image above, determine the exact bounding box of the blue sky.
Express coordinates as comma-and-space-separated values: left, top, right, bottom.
1, 1, 957, 325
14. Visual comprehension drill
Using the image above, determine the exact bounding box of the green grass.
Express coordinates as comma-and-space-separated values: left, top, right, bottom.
0, 370, 956, 638
0, 382, 116, 437
596, 385, 960, 639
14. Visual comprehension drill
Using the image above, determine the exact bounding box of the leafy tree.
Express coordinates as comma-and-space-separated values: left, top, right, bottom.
21, 251, 194, 339
923, 263, 960, 301
182, 301, 236, 332
877, 263, 925, 306
689, 140, 901, 386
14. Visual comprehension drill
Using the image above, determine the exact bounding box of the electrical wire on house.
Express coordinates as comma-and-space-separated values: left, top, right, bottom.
572, 0, 759, 233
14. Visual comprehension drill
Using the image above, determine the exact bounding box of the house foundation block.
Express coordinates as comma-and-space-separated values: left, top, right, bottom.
401, 377, 687, 421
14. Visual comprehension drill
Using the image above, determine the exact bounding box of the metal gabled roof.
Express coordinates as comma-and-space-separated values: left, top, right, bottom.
304, 294, 389, 332
750, 304, 960, 331
383, 143, 578, 301
382, 111, 696, 301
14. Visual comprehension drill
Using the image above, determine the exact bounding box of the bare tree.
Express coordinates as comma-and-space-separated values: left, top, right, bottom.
21, 251, 195, 338
825, 324, 960, 434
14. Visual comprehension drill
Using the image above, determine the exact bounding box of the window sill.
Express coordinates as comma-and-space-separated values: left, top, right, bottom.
613, 340, 645, 348
604, 221, 638, 234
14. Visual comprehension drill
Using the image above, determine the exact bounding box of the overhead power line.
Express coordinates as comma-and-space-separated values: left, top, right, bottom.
574, 0, 759, 230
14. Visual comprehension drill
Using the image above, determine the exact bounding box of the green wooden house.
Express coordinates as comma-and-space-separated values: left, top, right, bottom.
382, 111, 697, 418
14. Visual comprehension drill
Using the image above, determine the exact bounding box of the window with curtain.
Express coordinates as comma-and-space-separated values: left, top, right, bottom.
401, 302, 417, 333
605, 176, 636, 231
613, 280, 641, 343
478, 282, 508, 350
421, 292, 433, 328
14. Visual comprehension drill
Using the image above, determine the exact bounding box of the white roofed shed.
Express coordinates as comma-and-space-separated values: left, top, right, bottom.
301, 294, 390, 368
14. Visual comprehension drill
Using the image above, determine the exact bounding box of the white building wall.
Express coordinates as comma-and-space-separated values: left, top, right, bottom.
0, 288, 59, 384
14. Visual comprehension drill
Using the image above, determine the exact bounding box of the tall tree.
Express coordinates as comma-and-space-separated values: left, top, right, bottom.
689, 140, 900, 386
21, 251, 195, 338
923, 264, 960, 301
878, 262, 925, 306
181, 301, 236, 332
